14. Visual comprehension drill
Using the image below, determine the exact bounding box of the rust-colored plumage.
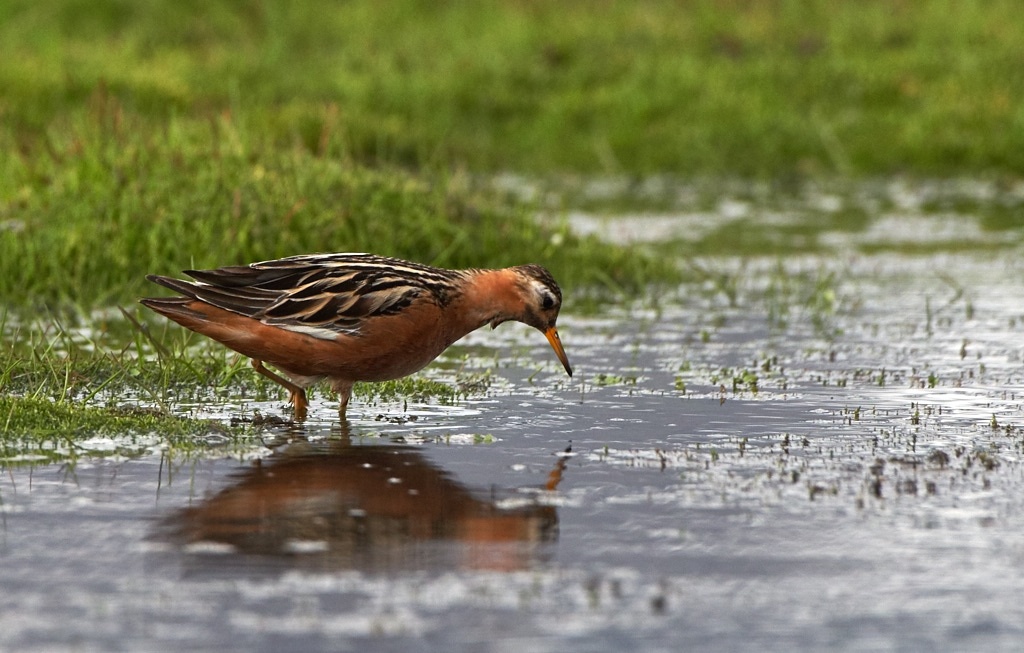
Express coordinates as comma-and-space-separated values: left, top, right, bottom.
141, 253, 571, 419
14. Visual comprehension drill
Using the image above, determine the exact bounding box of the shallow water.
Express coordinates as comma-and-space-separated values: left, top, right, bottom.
5, 246, 1024, 651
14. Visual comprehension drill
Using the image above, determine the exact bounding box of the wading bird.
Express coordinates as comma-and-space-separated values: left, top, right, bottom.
141, 253, 572, 419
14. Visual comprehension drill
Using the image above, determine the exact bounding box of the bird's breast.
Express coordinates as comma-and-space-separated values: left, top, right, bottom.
322, 302, 462, 381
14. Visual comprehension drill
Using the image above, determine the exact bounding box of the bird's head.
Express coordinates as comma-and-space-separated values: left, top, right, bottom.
491, 264, 572, 377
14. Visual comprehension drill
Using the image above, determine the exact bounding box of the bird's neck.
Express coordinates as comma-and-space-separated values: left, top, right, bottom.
445, 268, 524, 338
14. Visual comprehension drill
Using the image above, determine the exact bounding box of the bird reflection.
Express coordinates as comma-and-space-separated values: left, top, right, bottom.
166, 435, 565, 572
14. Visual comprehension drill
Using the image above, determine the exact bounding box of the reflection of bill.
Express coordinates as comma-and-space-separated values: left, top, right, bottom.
168, 442, 566, 572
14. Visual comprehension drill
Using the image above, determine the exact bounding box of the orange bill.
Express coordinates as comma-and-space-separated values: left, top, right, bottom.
544, 326, 573, 377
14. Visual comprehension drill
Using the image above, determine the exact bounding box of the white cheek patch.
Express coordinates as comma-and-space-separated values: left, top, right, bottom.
529, 280, 557, 308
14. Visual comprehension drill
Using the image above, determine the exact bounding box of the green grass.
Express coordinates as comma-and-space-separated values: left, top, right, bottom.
0, 310, 260, 456
1, 309, 495, 406
0, 112, 675, 308
0, 305, 498, 441
3, 0, 1024, 177
4, 0, 1023, 309
3, 0, 1019, 310
0, 396, 237, 447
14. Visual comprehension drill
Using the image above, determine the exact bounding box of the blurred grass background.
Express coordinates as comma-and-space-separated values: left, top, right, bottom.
2, 0, 1023, 307
2, 0, 1023, 431
5, 0, 1022, 175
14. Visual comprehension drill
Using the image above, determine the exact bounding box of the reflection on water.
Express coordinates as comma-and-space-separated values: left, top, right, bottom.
165, 436, 562, 572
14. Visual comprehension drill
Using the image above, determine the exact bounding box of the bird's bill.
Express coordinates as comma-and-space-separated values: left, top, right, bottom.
544, 326, 573, 377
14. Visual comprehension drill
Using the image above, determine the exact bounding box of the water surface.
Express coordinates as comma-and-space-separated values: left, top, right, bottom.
4, 241, 1024, 651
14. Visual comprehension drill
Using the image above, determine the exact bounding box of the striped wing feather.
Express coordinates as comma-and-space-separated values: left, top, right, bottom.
182, 253, 466, 336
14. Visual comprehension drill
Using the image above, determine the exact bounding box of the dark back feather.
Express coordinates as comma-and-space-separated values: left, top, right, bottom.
178, 253, 469, 336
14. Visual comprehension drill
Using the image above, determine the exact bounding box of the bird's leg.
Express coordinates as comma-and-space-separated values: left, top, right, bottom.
545, 444, 572, 491
331, 379, 354, 417
251, 359, 308, 420
545, 456, 568, 491
290, 390, 309, 421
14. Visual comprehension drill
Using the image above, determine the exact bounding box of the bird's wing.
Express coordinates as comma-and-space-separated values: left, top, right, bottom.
179, 253, 464, 338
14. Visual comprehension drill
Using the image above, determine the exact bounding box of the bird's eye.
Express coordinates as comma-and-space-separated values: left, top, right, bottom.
541, 293, 555, 310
